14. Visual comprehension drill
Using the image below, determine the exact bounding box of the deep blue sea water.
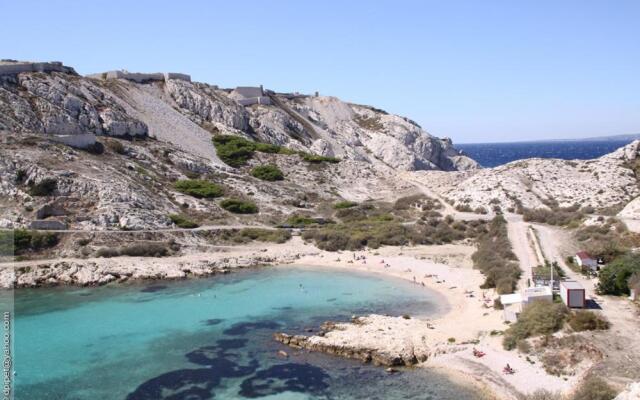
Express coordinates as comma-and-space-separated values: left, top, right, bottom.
457, 139, 633, 168
2, 267, 484, 400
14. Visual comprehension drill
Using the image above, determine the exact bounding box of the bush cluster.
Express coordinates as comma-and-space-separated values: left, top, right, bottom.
503, 301, 568, 350
212, 135, 295, 167
168, 214, 199, 229
597, 253, 640, 295
220, 199, 258, 214
300, 153, 340, 163
575, 218, 639, 264
212, 135, 259, 167
0, 229, 59, 256
302, 217, 410, 251
28, 178, 57, 196
568, 311, 610, 331
174, 179, 224, 198
95, 242, 171, 258
522, 203, 585, 226
472, 215, 521, 294
237, 228, 291, 243
333, 201, 358, 209
571, 376, 616, 400
250, 164, 284, 181
394, 194, 442, 212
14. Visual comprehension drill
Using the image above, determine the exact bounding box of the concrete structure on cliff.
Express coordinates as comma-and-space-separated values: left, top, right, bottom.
229, 86, 272, 106
86, 70, 191, 83
0, 60, 77, 76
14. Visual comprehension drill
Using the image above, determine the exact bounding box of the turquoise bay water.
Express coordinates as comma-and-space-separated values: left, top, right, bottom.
7, 266, 484, 399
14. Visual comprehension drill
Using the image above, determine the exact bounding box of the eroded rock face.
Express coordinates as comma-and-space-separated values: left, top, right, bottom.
0, 73, 148, 137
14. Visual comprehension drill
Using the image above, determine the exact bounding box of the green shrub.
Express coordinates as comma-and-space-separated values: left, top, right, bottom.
454, 204, 473, 212
96, 242, 170, 258
254, 142, 281, 153
106, 139, 126, 154
28, 178, 57, 196
212, 135, 294, 167
250, 164, 284, 181
574, 219, 639, 263
525, 390, 562, 400
333, 201, 358, 209
220, 199, 258, 214
597, 253, 640, 295
571, 376, 616, 400
522, 204, 584, 226
174, 179, 223, 198
212, 135, 257, 167
472, 215, 521, 293
568, 311, 610, 331
503, 302, 568, 350
239, 228, 291, 243
300, 153, 340, 163
284, 215, 328, 227
168, 214, 199, 229
1, 229, 59, 256
302, 218, 409, 251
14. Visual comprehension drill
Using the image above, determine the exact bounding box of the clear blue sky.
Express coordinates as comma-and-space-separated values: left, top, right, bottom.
2, 0, 639, 143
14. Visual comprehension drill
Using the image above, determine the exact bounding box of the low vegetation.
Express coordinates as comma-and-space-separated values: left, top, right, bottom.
250, 164, 284, 181
283, 215, 333, 228
95, 242, 173, 258
472, 215, 521, 294
168, 214, 199, 229
212, 134, 338, 167
575, 218, 640, 264
571, 376, 616, 400
212, 135, 260, 167
235, 228, 291, 243
301, 203, 487, 251
105, 139, 126, 154
534, 335, 603, 378
503, 301, 568, 350
597, 253, 640, 295
220, 199, 259, 214
521, 202, 586, 227
394, 194, 442, 212
333, 201, 358, 209
300, 153, 340, 163
28, 178, 57, 196
532, 261, 566, 281
174, 179, 224, 198
0, 229, 59, 256
568, 311, 610, 331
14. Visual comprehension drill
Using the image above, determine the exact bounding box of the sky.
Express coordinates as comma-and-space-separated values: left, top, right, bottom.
1, 0, 639, 143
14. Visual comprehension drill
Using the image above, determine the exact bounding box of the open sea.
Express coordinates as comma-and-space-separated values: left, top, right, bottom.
2, 267, 485, 400
457, 139, 634, 168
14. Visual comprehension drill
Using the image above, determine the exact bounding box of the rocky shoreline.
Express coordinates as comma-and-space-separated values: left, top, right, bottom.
0, 246, 309, 289
274, 315, 436, 367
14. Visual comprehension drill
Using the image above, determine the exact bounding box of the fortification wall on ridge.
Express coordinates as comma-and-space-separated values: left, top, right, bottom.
0, 61, 77, 76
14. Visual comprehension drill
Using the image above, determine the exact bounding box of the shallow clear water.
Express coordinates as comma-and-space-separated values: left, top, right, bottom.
6, 266, 484, 400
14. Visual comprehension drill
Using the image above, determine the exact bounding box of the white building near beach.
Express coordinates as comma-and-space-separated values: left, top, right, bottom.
500, 293, 523, 322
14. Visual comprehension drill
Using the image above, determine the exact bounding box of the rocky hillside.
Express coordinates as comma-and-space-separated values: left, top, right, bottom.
410, 140, 640, 216
0, 61, 477, 171
4, 61, 481, 230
